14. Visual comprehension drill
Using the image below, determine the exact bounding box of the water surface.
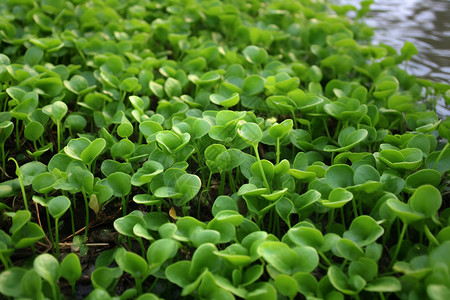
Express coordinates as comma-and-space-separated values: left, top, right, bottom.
335, 0, 450, 115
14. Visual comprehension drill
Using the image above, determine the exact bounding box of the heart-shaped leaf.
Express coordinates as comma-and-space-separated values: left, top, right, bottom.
48, 196, 71, 219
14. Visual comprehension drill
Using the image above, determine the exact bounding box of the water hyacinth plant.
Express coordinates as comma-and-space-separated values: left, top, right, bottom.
0, 0, 449, 299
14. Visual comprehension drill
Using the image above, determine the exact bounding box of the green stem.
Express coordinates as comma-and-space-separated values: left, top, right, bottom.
323, 118, 332, 141
135, 277, 143, 295
137, 238, 146, 257
318, 250, 332, 267
57, 121, 61, 152
147, 277, 159, 293
351, 198, 358, 218
82, 191, 89, 238
122, 196, 128, 216
228, 171, 236, 194
69, 205, 75, 236
51, 283, 58, 300
16, 119, 20, 150
340, 207, 345, 226
19, 176, 28, 211
54, 218, 60, 258
291, 110, 298, 129
268, 209, 273, 234
253, 144, 271, 192
0, 253, 10, 269
276, 137, 280, 165
1, 143, 5, 176
432, 143, 449, 170
219, 172, 225, 195
329, 208, 335, 225
46, 208, 54, 244
388, 222, 408, 270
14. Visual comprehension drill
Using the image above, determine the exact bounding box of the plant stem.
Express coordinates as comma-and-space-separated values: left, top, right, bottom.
1, 143, 5, 176
340, 207, 345, 226
137, 238, 146, 257
228, 171, 236, 194
351, 198, 358, 219
122, 196, 128, 216
54, 218, 60, 258
135, 276, 143, 295
388, 222, 408, 270
318, 251, 332, 267
46, 208, 54, 244
82, 191, 89, 238
18, 175, 28, 211
69, 205, 75, 236
15, 119, 20, 150
147, 277, 159, 293
57, 121, 61, 152
219, 172, 225, 195
253, 144, 270, 192
0, 253, 10, 269
276, 137, 280, 165
432, 143, 449, 170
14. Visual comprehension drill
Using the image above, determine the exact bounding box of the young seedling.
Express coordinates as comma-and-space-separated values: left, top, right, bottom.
60, 253, 81, 296
386, 185, 442, 269
8, 158, 28, 210
42, 101, 68, 152
48, 196, 71, 258
33, 253, 61, 300
0, 121, 13, 175
238, 122, 270, 191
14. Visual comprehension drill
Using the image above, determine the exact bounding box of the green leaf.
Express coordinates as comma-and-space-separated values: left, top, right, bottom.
106, 172, 131, 197
326, 164, 354, 188
0, 121, 14, 144
43, 101, 67, 122
11, 222, 46, 249
409, 184, 442, 218
212, 196, 239, 216
189, 243, 220, 278
274, 274, 298, 298
24, 46, 44, 66
8, 210, 31, 234
336, 238, 365, 261
33, 253, 61, 283
258, 241, 299, 274
343, 215, 384, 246
0, 267, 26, 297
174, 174, 201, 206
364, 276, 401, 292
269, 119, 293, 139
322, 188, 353, 208
166, 261, 193, 288
80, 138, 106, 166
48, 196, 71, 219
238, 122, 262, 146
243, 45, 268, 65
147, 238, 179, 271
21, 269, 42, 299
61, 253, 82, 285
210, 93, 240, 108
116, 248, 148, 278
91, 267, 122, 291
288, 227, 324, 249
328, 265, 365, 295
24, 121, 44, 142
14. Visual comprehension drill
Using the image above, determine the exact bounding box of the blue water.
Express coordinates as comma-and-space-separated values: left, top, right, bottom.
335, 0, 450, 116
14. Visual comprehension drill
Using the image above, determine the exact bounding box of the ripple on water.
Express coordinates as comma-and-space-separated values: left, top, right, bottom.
335, 0, 450, 116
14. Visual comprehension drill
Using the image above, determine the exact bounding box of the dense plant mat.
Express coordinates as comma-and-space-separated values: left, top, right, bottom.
1, 0, 450, 299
